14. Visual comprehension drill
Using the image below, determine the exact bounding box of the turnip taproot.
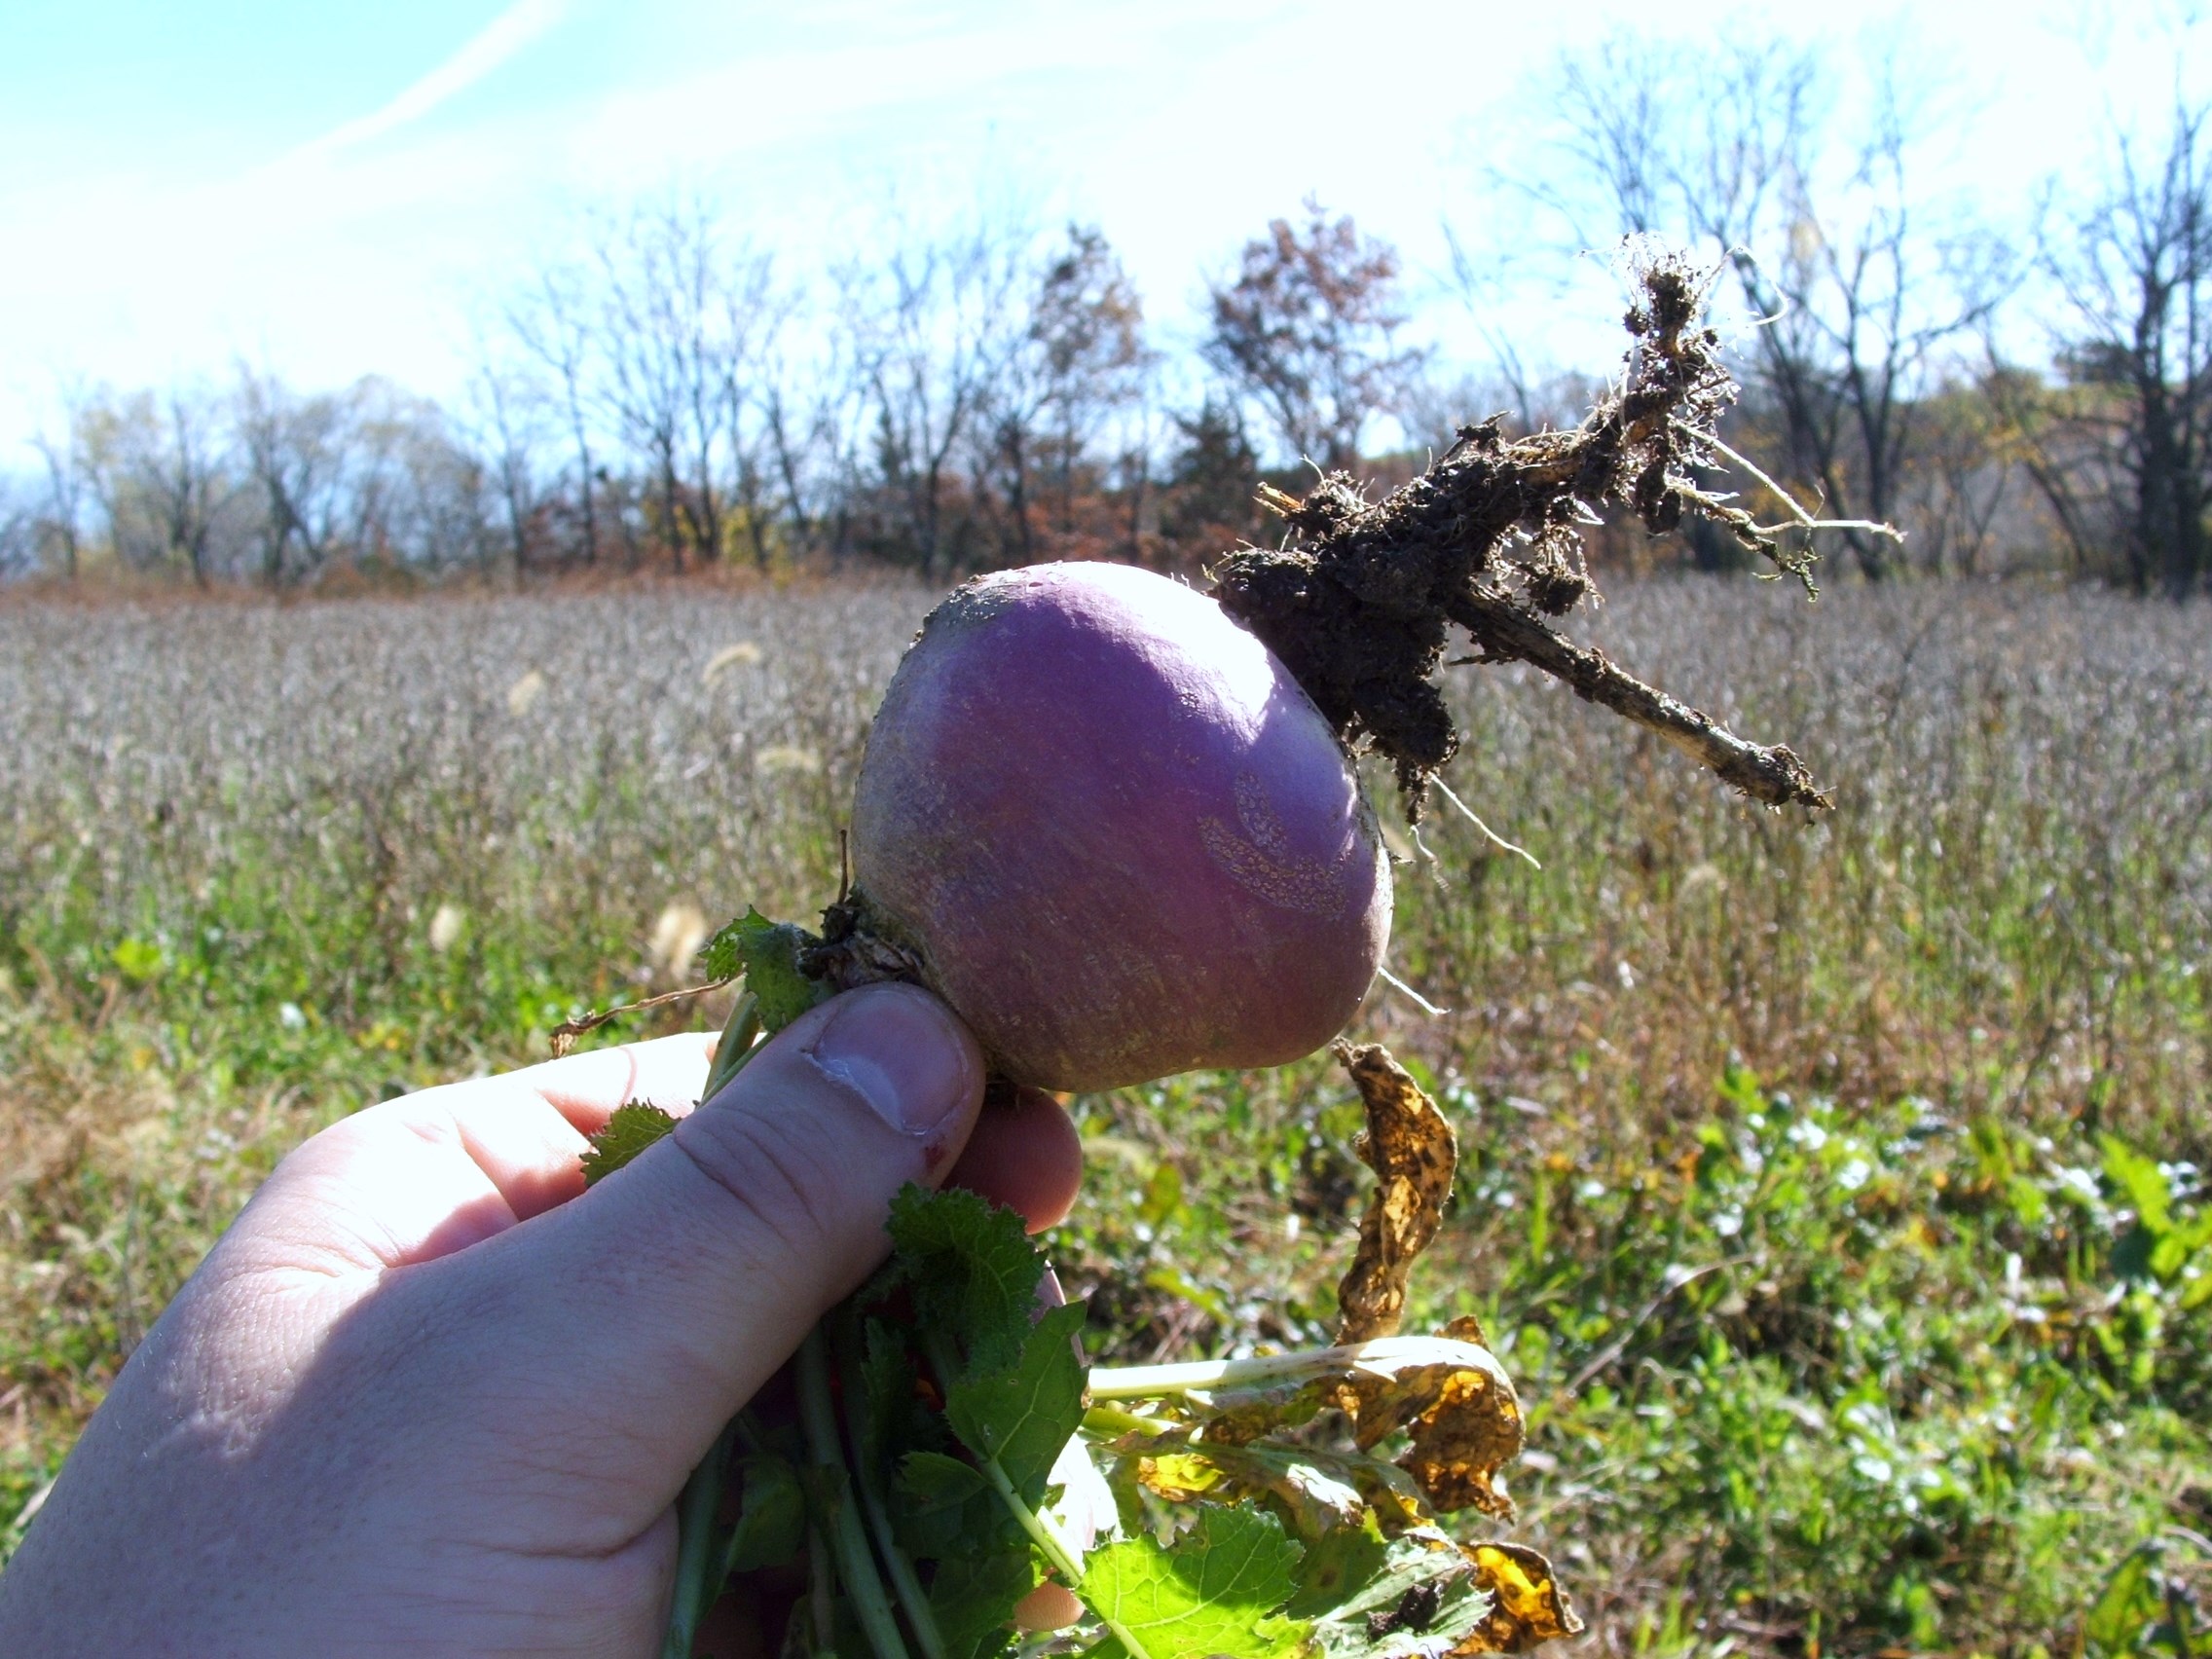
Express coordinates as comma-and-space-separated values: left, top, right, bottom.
844, 562, 1390, 1093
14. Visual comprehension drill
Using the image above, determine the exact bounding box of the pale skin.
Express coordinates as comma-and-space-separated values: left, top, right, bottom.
0, 983, 1085, 1657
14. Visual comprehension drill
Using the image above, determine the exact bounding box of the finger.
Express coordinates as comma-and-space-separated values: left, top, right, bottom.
234, 1032, 721, 1273
430, 1029, 720, 1225
946, 1086, 1084, 1233
499, 1028, 721, 1136
344, 982, 987, 1547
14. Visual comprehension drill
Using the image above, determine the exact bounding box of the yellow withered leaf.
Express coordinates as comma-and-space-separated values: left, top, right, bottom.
1448, 1542, 1584, 1652
1134, 1451, 1227, 1502
1333, 1041, 1458, 1345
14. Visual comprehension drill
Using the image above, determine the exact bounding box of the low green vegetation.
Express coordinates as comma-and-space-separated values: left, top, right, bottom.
2, 578, 2207, 1653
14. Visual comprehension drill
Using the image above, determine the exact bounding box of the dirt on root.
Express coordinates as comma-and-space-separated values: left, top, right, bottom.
1210, 251, 1829, 820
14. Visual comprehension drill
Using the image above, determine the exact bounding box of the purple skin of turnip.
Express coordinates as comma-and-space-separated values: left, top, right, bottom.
850, 562, 1392, 1093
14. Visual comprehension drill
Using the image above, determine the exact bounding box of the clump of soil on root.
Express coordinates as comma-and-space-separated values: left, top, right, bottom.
1211, 250, 1836, 819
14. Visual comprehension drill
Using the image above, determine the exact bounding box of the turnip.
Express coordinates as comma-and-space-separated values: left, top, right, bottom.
840, 562, 1391, 1092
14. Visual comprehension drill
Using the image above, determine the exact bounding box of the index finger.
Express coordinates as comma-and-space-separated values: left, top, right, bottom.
494, 1029, 723, 1136
238, 1031, 723, 1273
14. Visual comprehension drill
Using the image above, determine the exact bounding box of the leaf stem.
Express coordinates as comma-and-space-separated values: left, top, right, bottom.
808, 1523, 836, 1655
1085, 1335, 1504, 1400
662, 1416, 740, 1659
1081, 1404, 1179, 1439
701, 991, 762, 1102
797, 1328, 913, 1659
833, 1314, 949, 1659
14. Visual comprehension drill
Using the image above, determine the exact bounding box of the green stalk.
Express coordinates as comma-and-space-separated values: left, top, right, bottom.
832, 1314, 949, 1659
658, 992, 770, 1658
662, 1417, 740, 1659
797, 1328, 912, 1659
701, 991, 763, 1102
1085, 1334, 1502, 1401
1080, 1404, 1179, 1439
808, 1522, 836, 1656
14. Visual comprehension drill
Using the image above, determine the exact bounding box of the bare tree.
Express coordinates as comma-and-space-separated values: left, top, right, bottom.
839, 208, 1031, 577
461, 325, 553, 578
1031, 225, 1149, 537
506, 260, 603, 567
28, 399, 88, 579
1203, 201, 1426, 470
2040, 93, 2212, 598
341, 379, 489, 572
1510, 25, 2003, 578
966, 223, 1150, 563
759, 323, 865, 566
235, 367, 360, 588
0, 476, 36, 579
73, 385, 236, 585
585, 197, 779, 570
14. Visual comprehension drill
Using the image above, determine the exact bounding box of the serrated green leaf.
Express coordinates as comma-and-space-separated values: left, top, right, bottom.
701, 907, 829, 1031
885, 1185, 1049, 1375
724, 1452, 806, 1573
1081, 1504, 1310, 1659
855, 1317, 926, 1471
900, 1450, 993, 1509
1303, 1533, 1492, 1658
579, 1100, 678, 1186
928, 1549, 1037, 1659
945, 1302, 1089, 1503
894, 1451, 1020, 1565
1283, 1520, 1388, 1619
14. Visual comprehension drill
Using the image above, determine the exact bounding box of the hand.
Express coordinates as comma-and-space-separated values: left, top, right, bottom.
0, 983, 1083, 1657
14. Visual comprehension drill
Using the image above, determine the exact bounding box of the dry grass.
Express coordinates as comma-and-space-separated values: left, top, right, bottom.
2, 574, 2207, 1651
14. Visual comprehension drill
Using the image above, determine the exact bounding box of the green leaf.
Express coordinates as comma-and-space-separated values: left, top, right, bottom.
885, 1185, 1049, 1376
112, 936, 165, 982
899, 1450, 993, 1510
855, 1317, 923, 1471
894, 1450, 1019, 1564
579, 1101, 678, 1186
701, 907, 828, 1032
1303, 1535, 1492, 1658
1283, 1520, 1388, 1619
1080, 1504, 1310, 1659
945, 1303, 1089, 1504
2100, 1135, 2173, 1235
928, 1549, 1036, 1659
724, 1453, 806, 1573
2083, 1546, 2161, 1649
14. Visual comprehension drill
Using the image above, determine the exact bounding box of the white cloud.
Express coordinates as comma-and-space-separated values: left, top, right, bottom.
290, 0, 568, 161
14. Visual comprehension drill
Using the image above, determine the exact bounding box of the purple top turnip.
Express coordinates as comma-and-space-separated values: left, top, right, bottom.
850, 562, 1391, 1092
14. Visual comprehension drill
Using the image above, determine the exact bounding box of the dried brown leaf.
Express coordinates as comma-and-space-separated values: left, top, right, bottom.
1337, 1340, 1525, 1521
1333, 1041, 1457, 1345
1397, 1364, 1526, 1520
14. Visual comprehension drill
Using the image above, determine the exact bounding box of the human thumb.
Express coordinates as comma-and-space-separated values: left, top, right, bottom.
371, 981, 987, 1530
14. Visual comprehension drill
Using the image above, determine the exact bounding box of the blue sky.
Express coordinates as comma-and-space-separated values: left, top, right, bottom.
0, 0, 2194, 452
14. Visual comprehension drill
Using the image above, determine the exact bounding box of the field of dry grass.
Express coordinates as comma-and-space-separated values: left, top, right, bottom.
2, 574, 2207, 1653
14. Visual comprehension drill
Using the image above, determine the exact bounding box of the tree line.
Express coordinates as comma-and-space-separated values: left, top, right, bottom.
7, 24, 2212, 598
